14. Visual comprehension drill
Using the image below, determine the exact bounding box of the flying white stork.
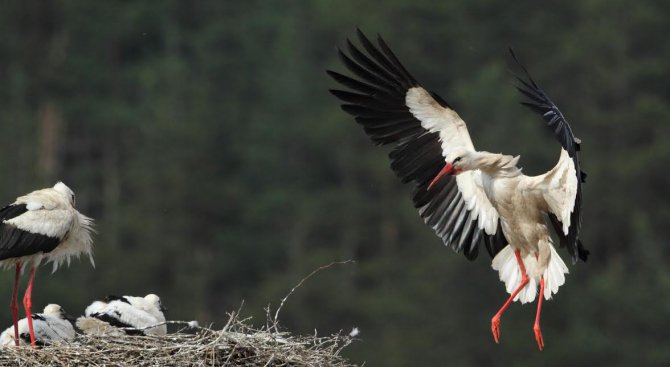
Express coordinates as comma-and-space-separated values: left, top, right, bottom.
0, 182, 94, 347
327, 30, 588, 350
0, 304, 75, 347
77, 294, 167, 336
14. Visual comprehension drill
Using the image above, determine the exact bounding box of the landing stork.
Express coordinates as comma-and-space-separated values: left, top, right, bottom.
0, 182, 94, 347
328, 30, 588, 350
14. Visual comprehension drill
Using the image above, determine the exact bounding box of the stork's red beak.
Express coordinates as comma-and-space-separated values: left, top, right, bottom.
427, 163, 455, 190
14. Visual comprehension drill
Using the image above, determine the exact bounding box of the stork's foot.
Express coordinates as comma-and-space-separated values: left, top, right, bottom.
533, 324, 544, 351
491, 316, 501, 344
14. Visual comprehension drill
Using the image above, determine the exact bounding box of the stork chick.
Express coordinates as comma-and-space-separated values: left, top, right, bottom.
77, 294, 167, 336
0, 304, 75, 346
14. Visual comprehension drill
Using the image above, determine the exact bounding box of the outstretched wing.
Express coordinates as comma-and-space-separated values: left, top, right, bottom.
511, 50, 588, 264
328, 30, 507, 260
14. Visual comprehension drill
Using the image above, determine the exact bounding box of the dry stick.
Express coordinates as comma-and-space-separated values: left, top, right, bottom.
272, 260, 355, 331
120, 320, 202, 333
1, 303, 357, 366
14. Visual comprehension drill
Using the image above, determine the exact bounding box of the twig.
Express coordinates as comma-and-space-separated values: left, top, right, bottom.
120, 319, 201, 333
272, 260, 355, 329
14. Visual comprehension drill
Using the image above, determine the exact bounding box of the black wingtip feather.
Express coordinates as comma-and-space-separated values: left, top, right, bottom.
509, 48, 538, 88
512, 50, 587, 265
577, 240, 589, 262
104, 295, 131, 304
329, 31, 508, 262
464, 228, 482, 261
375, 34, 417, 86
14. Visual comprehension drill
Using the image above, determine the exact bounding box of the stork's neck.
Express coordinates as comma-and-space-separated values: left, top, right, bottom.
475, 151, 522, 178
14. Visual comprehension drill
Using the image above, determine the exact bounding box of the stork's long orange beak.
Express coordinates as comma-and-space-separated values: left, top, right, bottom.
427, 163, 455, 191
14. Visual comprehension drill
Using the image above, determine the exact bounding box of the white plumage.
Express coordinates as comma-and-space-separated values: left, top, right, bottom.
122, 294, 167, 335
329, 31, 588, 350
0, 182, 94, 347
0, 304, 75, 346
0, 182, 94, 271
77, 294, 167, 336
492, 244, 569, 304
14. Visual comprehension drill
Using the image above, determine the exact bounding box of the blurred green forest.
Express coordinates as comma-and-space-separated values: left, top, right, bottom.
0, 1, 669, 366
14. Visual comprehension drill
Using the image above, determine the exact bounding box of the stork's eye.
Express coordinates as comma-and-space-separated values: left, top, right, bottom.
453, 156, 462, 163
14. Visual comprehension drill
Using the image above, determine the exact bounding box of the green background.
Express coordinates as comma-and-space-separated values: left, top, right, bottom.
0, 1, 668, 366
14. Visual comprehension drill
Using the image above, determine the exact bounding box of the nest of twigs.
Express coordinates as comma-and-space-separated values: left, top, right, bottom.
0, 314, 357, 367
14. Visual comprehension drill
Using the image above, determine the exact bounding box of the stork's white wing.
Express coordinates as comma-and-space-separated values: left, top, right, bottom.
541, 149, 578, 234
33, 316, 75, 343
92, 300, 159, 330
511, 50, 588, 263
0, 203, 63, 264
84, 301, 108, 317
329, 30, 507, 260
405, 87, 500, 236
405, 87, 475, 153
4, 314, 75, 346
8, 186, 75, 239
5, 208, 73, 239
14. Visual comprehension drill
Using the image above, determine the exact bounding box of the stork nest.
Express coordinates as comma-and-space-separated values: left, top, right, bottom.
0, 314, 357, 367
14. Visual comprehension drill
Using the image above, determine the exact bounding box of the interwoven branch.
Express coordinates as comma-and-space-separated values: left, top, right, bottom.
0, 315, 357, 366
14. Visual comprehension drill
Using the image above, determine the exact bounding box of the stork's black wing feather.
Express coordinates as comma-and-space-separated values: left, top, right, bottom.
510, 49, 588, 263
0, 204, 61, 261
90, 312, 145, 336
104, 295, 131, 305
0, 204, 60, 260
328, 29, 507, 260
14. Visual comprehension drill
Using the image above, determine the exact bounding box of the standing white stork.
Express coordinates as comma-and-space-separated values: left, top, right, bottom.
327, 30, 588, 350
0, 182, 94, 347
0, 304, 75, 346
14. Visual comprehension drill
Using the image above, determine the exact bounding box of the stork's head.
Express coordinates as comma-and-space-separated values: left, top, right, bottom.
427, 150, 471, 190
43, 304, 74, 321
446, 150, 481, 174
143, 294, 167, 314
428, 150, 520, 190
53, 182, 76, 207
446, 150, 519, 174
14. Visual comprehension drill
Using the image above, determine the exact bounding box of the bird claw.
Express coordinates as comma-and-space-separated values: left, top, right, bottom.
533, 325, 544, 351
491, 316, 501, 344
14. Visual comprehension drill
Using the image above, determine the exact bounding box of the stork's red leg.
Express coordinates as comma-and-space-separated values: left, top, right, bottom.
534, 276, 545, 350
22, 265, 37, 348
491, 249, 529, 344
10, 262, 21, 347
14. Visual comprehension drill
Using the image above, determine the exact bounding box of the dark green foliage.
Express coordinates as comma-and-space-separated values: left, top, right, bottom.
0, 1, 669, 366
